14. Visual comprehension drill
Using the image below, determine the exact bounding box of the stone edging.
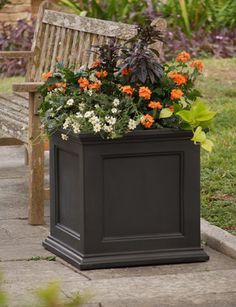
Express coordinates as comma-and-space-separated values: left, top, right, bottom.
201, 218, 236, 260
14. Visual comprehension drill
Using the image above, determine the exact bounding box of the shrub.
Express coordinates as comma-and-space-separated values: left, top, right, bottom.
0, 19, 34, 77
163, 27, 236, 60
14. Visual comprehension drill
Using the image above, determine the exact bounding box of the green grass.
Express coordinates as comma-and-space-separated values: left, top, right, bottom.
0, 76, 24, 93
0, 58, 235, 234
196, 58, 236, 234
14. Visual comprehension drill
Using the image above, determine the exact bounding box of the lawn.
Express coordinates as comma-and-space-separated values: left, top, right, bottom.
196, 58, 236, 235
0, 58, 235, 234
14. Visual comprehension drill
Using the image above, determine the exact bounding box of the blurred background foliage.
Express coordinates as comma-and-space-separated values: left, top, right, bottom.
0, 0, 235, 76
58, 0, 236, 35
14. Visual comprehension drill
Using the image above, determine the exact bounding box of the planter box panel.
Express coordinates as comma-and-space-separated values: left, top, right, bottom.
43, 130, 209, 269
50, 136, 84, 253
102, 152, 182, 238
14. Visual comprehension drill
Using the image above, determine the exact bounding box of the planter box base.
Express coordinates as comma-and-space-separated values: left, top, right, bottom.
43, 236, 209, 270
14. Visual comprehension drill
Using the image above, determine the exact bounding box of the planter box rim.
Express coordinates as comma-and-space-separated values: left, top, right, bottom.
57, 128, 193, 144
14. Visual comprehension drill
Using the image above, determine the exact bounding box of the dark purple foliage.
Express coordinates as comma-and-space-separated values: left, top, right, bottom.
0, 19, 34, 76
163, 27, 236, 61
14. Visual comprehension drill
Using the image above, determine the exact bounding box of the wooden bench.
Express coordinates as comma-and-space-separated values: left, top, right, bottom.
0, 0, 166, 225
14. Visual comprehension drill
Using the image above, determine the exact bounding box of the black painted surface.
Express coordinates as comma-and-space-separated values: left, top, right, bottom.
43, 129, 209, 270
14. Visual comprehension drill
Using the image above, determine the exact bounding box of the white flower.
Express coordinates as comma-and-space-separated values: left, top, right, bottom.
103, 125, 113, 133
111, 108, 118, 114
113, 98, 120, 107
84, 111, 95, 118
61, 134, 68, 141
78, 65, 86, 71
93, 123, 101, 132
105, 116, 116, 125
76, 112, 83, 118
79, 103, 85, 111
63, 117, 71, 129
128, 119, 137, 130
88, 90, 93, 96
89, 116, 100, 125
72, 123, 80, 134
94, 104, 99, 109
109, 116, 117, 125
66, 98, 74, 106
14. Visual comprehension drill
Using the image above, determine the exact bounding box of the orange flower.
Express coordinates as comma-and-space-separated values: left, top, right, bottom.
169, 72, 188, 86
141, 114, 155, 129
190, 60, 203, 72
42, 71, 53, 81
90, 60, 101, 69
169, 105, 174, 112
121, 67, 132, 76
139, 86, 152, 100
55, 82, 67, 90
47, 85, 55, 91
170, 89, 184, 100
88, 82, 101, 90
121, 85, 134, 95
148, 101, 162, 109
77, 77, 89, 89
176, 51, 191, 62
95, 70, 108, 78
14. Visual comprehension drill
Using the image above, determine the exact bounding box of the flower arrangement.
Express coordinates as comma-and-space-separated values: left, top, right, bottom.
39, 26, 215, 151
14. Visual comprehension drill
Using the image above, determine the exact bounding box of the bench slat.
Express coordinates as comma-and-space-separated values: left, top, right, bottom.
0, 114, 28, 143
43, 10, 137, 40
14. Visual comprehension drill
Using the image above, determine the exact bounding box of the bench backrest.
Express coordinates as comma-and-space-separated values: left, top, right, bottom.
27, 1, 166, 82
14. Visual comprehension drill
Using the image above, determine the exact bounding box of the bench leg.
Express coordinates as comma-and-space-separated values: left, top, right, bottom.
28, 92, 44, 225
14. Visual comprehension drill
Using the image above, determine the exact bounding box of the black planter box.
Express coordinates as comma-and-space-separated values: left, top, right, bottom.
43, 129, 209, 270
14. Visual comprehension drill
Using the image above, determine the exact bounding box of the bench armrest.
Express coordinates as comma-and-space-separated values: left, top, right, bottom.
0, 51, 33, 58
13, 82, 44, 92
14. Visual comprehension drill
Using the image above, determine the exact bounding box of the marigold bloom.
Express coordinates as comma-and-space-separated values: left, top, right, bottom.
141, 114, 154, 129
42, 71, 53, 80
47, 85, 55, 91
55, 82, 67, 90
121, 67, 132, 76
190, 60, 203, 72
169, 105, 174, 112
176, 51, 191, 62
169, 72, 188, 86
121, 85, 134, 95
148, 101, 162, 109
88, 82, 101, 90
90, 60, 101, 69
78, 77, 89, 88
95, 70, 108, 78
139, 86, 152, 100
170, 89, 184, 100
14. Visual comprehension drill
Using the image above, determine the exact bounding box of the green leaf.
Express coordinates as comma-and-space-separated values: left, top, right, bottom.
159, 108, 173, 119
201, 139, 214, 152
191, 126, 206, 144
176, 110, 193, 123
191, 126, 214, 152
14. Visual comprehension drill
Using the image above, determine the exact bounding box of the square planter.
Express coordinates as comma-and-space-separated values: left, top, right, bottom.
43, 129, 209, 270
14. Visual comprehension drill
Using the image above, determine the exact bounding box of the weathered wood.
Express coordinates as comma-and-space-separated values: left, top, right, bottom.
0, 138, 23, 146
44, 187, 50, 200
12, 82, 44, 92
0, 51, 33, 58
43, 10, 138, 40
28, 92, 44, 225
